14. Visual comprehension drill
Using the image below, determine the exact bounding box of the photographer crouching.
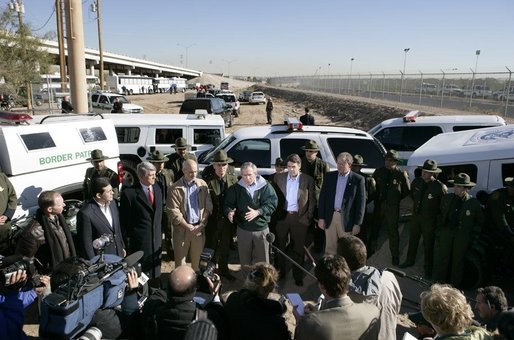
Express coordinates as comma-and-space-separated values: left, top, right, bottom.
141, 264, 224, 340
0, 255, 50, 339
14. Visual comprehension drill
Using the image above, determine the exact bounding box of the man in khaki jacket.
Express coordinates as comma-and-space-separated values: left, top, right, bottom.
167, 159, 212, 271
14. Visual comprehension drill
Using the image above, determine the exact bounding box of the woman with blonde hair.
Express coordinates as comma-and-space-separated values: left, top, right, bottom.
224, 262, 291, 340
420, 284, 492, 339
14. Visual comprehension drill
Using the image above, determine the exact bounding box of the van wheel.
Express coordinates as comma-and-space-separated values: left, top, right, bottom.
121, 159, 139, 188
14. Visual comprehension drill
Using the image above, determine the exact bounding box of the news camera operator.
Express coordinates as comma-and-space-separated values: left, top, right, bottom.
0, 255, 50, 339
141, 264, 225, 340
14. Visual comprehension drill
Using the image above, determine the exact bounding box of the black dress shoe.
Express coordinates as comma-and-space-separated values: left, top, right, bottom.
399, 261, 415, 268
294, 279, 304, 287
219, 270, 236, 282
392, 257, 399, 266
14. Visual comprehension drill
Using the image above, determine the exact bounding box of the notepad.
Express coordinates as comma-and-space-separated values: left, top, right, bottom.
286, 293, 305, 316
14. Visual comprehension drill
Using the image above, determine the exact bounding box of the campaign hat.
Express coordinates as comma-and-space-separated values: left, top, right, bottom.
353, 154, 367, 167
385, 149, 400, 161
301, 140, 320, 151
87, 149, 109, 161
173, 137, 190, 149
418, 159, 442, 173
448, 172, 476, 187
147, 150, 169, 163
211, 150, 233, 164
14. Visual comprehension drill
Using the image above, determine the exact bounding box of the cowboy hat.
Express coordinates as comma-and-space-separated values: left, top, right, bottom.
417, 159, 442, 173
172, 137, 190, 149
301, 140, 320, 151
147, 150, 169, 163
448, 173, 476, 187
86, 149, 109, 162
211, 150, 233, 164
353, 154, 367, 167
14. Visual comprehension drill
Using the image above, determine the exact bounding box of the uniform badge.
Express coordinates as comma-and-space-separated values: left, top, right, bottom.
0, 186, 4, 192
466, 210, 471, 216
428, 194, 433, 199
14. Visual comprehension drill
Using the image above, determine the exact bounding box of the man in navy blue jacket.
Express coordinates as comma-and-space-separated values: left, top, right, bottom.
318, 152, 366, 255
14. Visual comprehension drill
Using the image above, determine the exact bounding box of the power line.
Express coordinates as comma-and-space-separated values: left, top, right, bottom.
31, 6, 55, 32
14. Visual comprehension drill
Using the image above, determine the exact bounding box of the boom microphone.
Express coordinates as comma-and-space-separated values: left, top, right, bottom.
264, 233, 316, 280
265, 233, 276, 243
125, 251, 144, 267
384, 267, 406, 277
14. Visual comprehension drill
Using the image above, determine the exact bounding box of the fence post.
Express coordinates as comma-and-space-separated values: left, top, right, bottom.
419, 71, 423, 105
440, 70, 446, 108
505, 66, 512, 117
469, 68, 476, 107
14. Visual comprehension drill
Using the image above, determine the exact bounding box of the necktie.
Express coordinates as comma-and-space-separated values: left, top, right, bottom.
148, 186, 154, 205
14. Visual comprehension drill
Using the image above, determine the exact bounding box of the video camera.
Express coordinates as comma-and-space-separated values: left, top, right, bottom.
39, 250, 145, 339
0, 255, 40, 288
196, 248, 220, 296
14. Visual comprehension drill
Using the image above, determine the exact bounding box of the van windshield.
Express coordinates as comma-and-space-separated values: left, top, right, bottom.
198, 135, 236, 163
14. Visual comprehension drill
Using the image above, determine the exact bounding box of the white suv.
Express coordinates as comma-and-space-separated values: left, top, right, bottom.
249, 91, 266, 104
90, 92, 144, 113
197, 118, 386, 176
215, 92, 240, 117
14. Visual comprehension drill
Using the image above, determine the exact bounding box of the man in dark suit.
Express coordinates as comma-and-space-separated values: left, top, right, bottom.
299, 107, 315, 126
318, 152, 366, 255
77, 177, 125, 259
120, 161, 163, 280
295, 255, 380, 340
147, 150, 175, 259
273, 154, 315, 286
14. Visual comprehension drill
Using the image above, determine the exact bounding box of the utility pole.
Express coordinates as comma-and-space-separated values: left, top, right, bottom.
55, 0, 66, 92
63, 0, 88, 113
9, 0, 32, 110
91, 0, 104, 90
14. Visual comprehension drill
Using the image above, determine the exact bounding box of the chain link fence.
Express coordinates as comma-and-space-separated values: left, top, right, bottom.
268, 70, 514, 117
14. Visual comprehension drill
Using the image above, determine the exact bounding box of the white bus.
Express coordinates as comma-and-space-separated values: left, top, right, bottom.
106, 74, 154, 95
39, 73, 99, 91
152, 77, 188, 93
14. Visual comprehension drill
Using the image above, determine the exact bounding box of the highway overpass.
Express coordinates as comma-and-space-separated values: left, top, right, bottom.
40, 39, 202, 79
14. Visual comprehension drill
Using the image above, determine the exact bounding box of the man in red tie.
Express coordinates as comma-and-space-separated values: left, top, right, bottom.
120, 161, 163, 280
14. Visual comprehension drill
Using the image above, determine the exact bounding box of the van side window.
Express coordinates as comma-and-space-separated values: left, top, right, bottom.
227, 139, 271, 168
453, 125, 496, 132
327, 138, 385, 169
20, 132, 56, 151
279, 138, 312, 159
374, 126, 443, 152
437, 164, 478, 187
155, 128, 182, 144
116, 127, 140, 143
79, 127, 107, 143
194, 128, 221, 145
501, 163, 514, 183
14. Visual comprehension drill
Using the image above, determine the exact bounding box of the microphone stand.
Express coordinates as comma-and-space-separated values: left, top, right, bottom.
266, 236, 317, 280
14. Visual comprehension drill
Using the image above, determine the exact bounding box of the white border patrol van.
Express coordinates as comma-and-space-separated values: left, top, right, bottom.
102, 112, 225, 185
369, 110, 506, 167
407, 125, 514, 196
0, 112, 121, 222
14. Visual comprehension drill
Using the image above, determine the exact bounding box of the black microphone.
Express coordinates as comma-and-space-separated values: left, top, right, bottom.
384, 267, 406, 277
124, 251, 144, 267
265, 233, 276, 243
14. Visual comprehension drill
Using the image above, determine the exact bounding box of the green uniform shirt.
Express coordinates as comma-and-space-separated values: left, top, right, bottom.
373, 166, 410, 204
411, 177, 446, 216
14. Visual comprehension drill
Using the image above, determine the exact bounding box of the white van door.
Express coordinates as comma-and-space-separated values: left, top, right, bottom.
488, 159, 514, 193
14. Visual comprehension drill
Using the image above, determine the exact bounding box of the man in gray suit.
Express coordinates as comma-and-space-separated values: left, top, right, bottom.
273, 154, 315, 286
77, 177, 125, 259
295, 255, 380, 340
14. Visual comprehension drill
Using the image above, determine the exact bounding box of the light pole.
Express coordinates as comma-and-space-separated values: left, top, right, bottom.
469, 50, 480, 107
222, 59, 236, 78
348, 58, 354, 94
400, 48, 410, 102
91, 0, 104, 90
327, 63, 331, 93
177, 43, 195, 68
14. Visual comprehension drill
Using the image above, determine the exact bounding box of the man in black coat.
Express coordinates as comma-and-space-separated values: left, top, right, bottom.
299, 107, 315, 126
120, 161, 163, 279
77, 177, 125, 259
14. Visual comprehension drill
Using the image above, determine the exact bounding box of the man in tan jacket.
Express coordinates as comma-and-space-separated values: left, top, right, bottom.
167, 159, 212, 271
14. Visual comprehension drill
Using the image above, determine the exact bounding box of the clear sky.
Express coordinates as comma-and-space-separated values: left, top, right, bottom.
11, 0, 514, 77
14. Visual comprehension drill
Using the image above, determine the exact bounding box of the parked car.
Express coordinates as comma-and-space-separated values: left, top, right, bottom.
179, 98, 233, 127
249, 91, 266, 104
90, 92, 144, 113
215, 92, 240, 117
463, 85, 492, 98
239, 90, 252, 102
419, 83, 438, 95
439, 84, 463, 96
493, 86, 514, 101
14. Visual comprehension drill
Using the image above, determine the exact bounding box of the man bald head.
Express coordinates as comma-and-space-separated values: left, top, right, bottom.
182, 159, 198, 183
169, 265, 197, 297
